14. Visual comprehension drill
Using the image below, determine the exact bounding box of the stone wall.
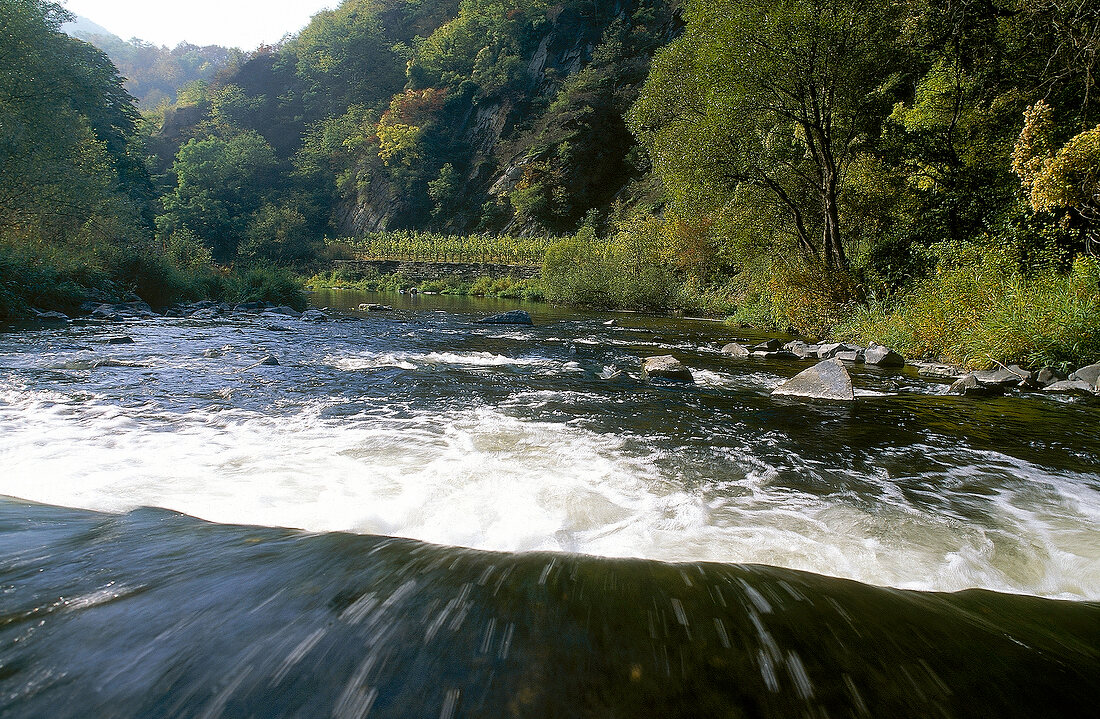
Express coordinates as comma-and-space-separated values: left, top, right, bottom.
332, 259, 540, 281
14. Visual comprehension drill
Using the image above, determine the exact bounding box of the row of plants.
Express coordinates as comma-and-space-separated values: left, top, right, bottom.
333, 232, 555, 266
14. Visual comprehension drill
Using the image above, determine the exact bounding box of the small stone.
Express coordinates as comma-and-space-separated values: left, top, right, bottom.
477, 310, 533, 325
772, 359, 854, 401
641, 355, 694, 382
833, 350, 863, 363
258, 355, 280, 366
721, 342, 750, 357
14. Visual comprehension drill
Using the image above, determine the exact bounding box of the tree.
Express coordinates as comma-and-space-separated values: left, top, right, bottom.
0, 0, 148, 246
629, 0, 907, 272
158, 131, 278, 261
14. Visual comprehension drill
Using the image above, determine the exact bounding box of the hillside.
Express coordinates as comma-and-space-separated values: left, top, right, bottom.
64, 14, 238, 109
150, 0, 681, 247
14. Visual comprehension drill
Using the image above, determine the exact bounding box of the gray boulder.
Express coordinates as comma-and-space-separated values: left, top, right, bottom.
816, 342, 862, 360
864, 344, 905, 367
1035, 367, 1063, 388
30, 308, 70, 322
914, 362, 966, 379
833, 349, 864, 363
477, 310, 533, 325
1043, 379, 1097, 396
772, 359, 854, 401
721, 342, 750, 357
641, 355, 694, 383
948, 374, 1003, 397
972, 366, 1032, 388
258, 354, 280, 366
1069, 362, 1100, 389
783, 341, 817, 359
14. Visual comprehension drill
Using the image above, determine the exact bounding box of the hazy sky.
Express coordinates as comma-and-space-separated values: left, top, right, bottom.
64, 1, 340, 49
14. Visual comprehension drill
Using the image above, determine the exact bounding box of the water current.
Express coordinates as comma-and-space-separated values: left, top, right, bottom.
1, 291, 1097, 717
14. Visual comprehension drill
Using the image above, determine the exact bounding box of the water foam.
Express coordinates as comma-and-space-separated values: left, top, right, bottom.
1, 387, 1098, 599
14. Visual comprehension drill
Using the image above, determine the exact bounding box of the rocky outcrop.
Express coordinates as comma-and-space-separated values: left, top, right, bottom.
477, 310, 533, 325
772, 359, 854, 401
641, 355, 694, 382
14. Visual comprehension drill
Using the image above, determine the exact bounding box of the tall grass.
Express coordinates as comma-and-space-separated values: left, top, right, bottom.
837, 246, 1100, 369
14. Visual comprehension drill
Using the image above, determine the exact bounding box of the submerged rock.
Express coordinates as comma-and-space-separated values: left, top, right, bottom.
477, 310, 533, 325
721, 342, 750, 357
864, 343, 905, 367
359, 303, 393, 312
258, 355, 280, 366
30, 309, 70, 322
948, 374, 1004, 397
772, 359, 854, 401
104, 336, 134, 345
300, 309, 329, 322
265, 306, 302, 318
641, 355, 694, 382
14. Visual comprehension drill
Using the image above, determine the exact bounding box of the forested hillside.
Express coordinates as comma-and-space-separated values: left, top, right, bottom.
4, 0, 1099, 368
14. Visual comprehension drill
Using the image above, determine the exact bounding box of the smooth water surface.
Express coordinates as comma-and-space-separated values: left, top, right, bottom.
1, 291, 1098, 716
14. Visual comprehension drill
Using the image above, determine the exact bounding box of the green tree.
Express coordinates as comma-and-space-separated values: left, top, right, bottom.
630, 0, 907, 272
158, 131, 278, 260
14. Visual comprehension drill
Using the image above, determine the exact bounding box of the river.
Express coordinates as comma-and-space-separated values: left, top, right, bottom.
1, 290, 1097, 717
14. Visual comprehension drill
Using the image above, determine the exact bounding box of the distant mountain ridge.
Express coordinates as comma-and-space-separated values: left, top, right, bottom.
62, 14, 237, 109
61, 13, 122, 43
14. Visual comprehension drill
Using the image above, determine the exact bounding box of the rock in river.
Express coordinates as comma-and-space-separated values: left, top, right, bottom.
864, 343, 905, 367
477, 310, 533, 325
641, 355, 694, 383
772, 359, 854, 401
721, 342, 750, 357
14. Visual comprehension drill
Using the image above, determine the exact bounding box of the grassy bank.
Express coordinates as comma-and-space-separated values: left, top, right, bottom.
0, 242, 307, 318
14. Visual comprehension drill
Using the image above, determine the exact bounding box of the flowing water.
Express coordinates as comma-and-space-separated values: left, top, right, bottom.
1, 290, 1098, 717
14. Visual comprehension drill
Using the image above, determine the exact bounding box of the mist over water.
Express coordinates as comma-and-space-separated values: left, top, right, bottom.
2, 292, 1099, 717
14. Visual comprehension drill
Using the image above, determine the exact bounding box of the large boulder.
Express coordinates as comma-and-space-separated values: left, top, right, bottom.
477, 310, 533, 325
1069, 362, 1100, 390
864, 343, 905, 368
973, 366, 1032, 388
752, 338, 784, 352
1043, 379, 1097, 396
772, 359, 854, 401
641, 355, 694, 383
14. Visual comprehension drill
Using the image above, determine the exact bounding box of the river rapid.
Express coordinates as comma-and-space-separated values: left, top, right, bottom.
1, 291, 1097, 717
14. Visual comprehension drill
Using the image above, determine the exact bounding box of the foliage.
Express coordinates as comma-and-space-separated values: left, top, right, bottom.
631, 0, 907, 272
837, 243, 1100, 369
